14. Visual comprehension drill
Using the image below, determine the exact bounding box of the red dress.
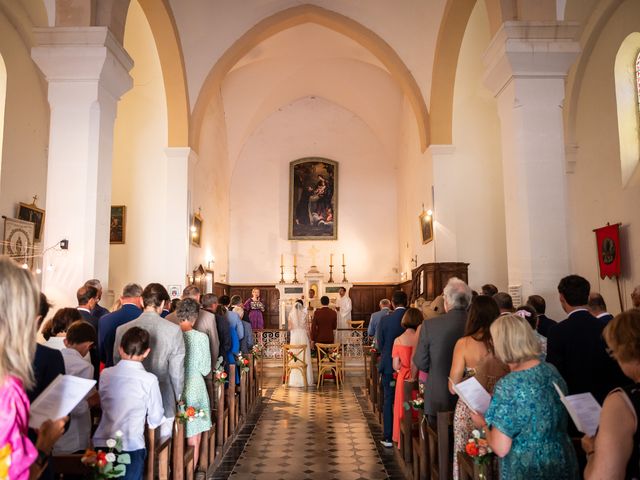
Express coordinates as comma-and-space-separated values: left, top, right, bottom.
392, 343, 416, 446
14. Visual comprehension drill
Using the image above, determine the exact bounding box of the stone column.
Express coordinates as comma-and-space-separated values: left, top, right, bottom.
483, 22, 580, 315
429, 144, 458, 262
32, 27, 133, 307
164, 147, 198, 289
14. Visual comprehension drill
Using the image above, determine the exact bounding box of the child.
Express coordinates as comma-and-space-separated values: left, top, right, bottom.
94, 327, 164, 480
54, 320, 97, 454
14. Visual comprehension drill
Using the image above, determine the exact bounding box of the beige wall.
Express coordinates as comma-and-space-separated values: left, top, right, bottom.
568, 0, 640, 313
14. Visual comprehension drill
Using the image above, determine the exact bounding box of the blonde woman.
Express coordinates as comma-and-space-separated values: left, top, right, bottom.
243, 288, 265, 329
471, 314, 578, 479
0, 257, 67, 479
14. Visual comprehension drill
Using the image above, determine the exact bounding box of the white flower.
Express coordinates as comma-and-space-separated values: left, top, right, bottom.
105, 453, 116, 463
115, 430, 123, 438
472, 429, 481, 439
106, 439, 117, 448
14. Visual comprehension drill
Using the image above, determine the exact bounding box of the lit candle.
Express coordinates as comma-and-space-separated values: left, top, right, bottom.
330, 253, 333, 265
294, 254, 297, 267
342, 253, 345, 265
280, 254, 283, 267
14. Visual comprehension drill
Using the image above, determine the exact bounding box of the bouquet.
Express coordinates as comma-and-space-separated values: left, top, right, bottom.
81, 431, 129, 479
403, 397, 424, 411
369, 339, 378, 355
235, 353, 250, 373
465, 429, 493, 479
287, 350, 301, 363
213, 356, 228, 384
176, 401, 207, 423
329, 350, 341, 361
251, 343, 264, 359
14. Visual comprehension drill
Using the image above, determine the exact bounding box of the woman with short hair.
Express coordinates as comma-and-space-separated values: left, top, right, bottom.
471, 314, 579, 479
582, 309, 640, 479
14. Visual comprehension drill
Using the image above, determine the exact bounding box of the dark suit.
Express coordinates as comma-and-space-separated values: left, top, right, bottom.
206, 310, 231, 366
91, 303, 110, 322
28, 344, 65, 402
414, 307, 467, 419
78, 307, 100, 379
596, 313, 614, 326
98, 303, 142, 367
376, 307, 405, 441
537, 314, 557, 338
311, 307, 337, 343
547, 309, 629, 404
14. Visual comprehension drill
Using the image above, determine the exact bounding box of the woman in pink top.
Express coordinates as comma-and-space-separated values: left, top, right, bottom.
0, 257, 66, 479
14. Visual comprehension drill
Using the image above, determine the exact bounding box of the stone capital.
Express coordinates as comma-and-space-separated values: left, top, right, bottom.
483, 21, 581, 97
31, 26, 133, 102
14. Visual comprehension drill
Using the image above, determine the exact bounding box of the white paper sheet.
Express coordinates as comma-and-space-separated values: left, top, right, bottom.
451, 376, 492, 414
554, 383, 601, 436
29, 374, 96, 429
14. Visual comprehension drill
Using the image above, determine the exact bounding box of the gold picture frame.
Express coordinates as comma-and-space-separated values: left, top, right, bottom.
3, 217, 35, 268
419, 211, 433, 245
191, 212, 203, 247
110, 206, 126, 244
17, 202, 45, 243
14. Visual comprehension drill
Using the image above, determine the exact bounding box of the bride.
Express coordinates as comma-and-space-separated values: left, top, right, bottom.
288, 301, 314, 387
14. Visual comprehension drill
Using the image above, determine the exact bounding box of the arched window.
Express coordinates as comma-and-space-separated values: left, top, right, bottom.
614, 33, 640, 187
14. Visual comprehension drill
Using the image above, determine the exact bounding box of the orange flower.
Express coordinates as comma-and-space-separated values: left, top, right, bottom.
465, 441, 479, 457
186, 406, 196, 417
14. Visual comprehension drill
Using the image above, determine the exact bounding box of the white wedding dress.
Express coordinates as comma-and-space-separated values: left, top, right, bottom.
288, 304, 314, 387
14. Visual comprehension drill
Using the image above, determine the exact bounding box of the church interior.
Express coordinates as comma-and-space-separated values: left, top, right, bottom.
1, 0, 640, 479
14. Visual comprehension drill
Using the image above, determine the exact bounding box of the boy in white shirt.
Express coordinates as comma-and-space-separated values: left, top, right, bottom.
94, 327, 164, 479
55, 320, 97, 454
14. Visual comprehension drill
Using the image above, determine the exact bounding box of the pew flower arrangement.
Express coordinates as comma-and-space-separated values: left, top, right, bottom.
235, 352, 251, 373
465, 429, 493, 480
404, 397, 424, 411
369, 339, 378, 354
287, 350, 301, 363
81, 431, 129, 478
328, 349, 341, 361
213, 356, 228, 385
251, 343, 264, 359
176, 401, 207, 423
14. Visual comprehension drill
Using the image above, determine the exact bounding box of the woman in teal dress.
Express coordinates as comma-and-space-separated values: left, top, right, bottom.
176, 299, 212, 469
471, 314, 578, 480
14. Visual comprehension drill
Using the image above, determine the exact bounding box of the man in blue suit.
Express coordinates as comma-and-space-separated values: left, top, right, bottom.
98, 283, 143, 367
376, 290, 407, 447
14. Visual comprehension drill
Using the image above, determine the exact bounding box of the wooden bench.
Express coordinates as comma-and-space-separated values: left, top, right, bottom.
457, 451, 495, 480
411, 416, 429, 480
426, 411, 454, 480
172, 420, 195, 480
146, 425, 171, 480
400, 379, 419, 464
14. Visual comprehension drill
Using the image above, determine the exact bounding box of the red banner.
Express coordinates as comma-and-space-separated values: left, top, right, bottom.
594, 224, 621, 279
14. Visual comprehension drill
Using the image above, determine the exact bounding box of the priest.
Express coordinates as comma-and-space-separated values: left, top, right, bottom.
335, 287, 352, 329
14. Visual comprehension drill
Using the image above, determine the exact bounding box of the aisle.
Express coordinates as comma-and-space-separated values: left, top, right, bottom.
211, 381, 402, 480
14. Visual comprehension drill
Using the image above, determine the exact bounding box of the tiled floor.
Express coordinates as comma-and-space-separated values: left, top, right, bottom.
210, 379, 404, 480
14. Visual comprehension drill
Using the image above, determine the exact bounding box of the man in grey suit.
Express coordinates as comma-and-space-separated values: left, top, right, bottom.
414, 277, 471, 425
114, 283, 185, 440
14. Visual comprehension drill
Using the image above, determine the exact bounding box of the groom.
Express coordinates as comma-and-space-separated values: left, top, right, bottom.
311, 296, 337, 345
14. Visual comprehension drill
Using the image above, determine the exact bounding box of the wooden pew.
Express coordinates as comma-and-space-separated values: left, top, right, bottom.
171, 420, 195, 480
145, 425, 171, 480
240, 366, 248, 420
227, 364, 237, 439
457, 451, 495, 480
197, 382, 216, 474
215, 381, 225, 457
400, 379, 419, 464
426, 411, 454, 480
370, 351, 379, 410
412, 416, 429, 480
50, 454, 89, 477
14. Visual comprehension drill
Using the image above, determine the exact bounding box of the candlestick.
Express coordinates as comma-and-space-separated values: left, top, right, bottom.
328, 263, 334, 283
280, 253, 283, 267
330, 253, 333, 264
279, 265, 285, 283
342, 253, 345, 265
292, 264, 299, 284
293, 254, 297, 267
342, 263, 348, 283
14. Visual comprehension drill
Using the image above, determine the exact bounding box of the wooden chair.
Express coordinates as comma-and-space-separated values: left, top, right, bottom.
145, 425, 171, 480
315, 343, 342, 388
348, 320, 365, 329
426, 411, 454, 480
282, 344, 309, 387
400, 379, 419, 464
171, 420, 195, 480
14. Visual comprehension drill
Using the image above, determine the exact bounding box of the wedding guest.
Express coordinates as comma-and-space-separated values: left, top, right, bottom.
98, 283, 143, 367
218, 304, 240, 385
176, 299, 211, 469
583, 309, 640, 479
231, 295, 253, 354
41, 308, 83, 350
203, 294, 230, 366
0, 256, 67, 479
76, 285, 99, 330
367, 299, 391, 337
631, 285, 640, 309
588, 292, 613, 325
84, 279, 109, 321
391, 307, 421, 448
493, 292, 514, 315
113, 283, 184, 440
243, 289, 265, 330
412, 295, 444, 386
471, 314, 579, 480
547, 275, 628, 404
377, 290, 407, 448
55, 321, 97, 454
514, 305, 547, 359
414, 277, 470, 425
481, 284, 499, 297
221, 295, 244, 344
94, 327, 164, 480
449, 295, 503, 480
526, 294, 556, 337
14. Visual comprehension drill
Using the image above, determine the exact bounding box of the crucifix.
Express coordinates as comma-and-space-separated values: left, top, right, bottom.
307, 244, 319, 267
31, 195, 38, 206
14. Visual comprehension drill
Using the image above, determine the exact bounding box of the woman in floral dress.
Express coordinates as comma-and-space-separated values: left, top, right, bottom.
243, 289, 265, 329
176, 298, 212, 469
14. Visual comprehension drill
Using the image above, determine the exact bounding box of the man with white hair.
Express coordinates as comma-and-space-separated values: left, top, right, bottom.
414, 277, 471, 425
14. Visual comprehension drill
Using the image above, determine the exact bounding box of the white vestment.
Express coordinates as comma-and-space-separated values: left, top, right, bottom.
335, 295, 352, 329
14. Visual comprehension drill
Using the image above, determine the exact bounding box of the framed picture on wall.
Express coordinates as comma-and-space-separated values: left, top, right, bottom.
419, 211, 433, 244
17, 202, 45, 242
110, 206, 126, 244
191, 212, 203, 247
289, 157, 338, 240
3, 217, 35, 268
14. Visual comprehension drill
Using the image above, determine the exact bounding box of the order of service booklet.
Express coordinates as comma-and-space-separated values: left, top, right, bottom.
29, 374, 96, 429
554, 382, 602, 437
451, 376, 492, 415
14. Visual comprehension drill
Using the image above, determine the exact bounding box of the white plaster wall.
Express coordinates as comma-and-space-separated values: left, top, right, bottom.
450, 0, 507, 292
109, 0, 169, 298
0, 9, 49, 236
228, 96, 399, 284
568, 0, 640, 313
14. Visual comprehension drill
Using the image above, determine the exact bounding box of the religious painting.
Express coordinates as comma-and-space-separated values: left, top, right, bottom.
168, 285, 181, 300
17, 202, 45, 242
191, 212, 203, 247
110, 206, 126, 244
289, 158, 338, 240
3, 217, 35, 268
419, 211, 433, 244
